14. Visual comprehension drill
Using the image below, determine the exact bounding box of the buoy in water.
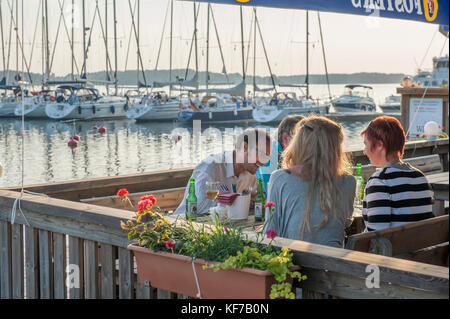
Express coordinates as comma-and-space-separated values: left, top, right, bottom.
68, 139, 78, 149
97, 126, 106, 134
72, 134, 80, 141
92, 125, 98, 131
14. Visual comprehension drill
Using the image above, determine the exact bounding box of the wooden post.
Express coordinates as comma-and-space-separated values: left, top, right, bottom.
38, 229, 53, 299
0, 221, 12, 299
68, 236, 84, 299
100, 243, 116, 299
24, 226, 39, 299
11, 224, 24, 299
118, 247, 134, 299
53, 233, 66, 299
84, 240, 99, 298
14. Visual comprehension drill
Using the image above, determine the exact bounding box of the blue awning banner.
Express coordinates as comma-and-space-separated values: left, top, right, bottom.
180, 0, 449, 26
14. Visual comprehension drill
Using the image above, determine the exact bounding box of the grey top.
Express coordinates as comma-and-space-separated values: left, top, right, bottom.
264, 169, 356, 248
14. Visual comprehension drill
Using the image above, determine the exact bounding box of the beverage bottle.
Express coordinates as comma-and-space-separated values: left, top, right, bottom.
186, 178, 198, 221
354, 163, 363, 207
254, 178, 266, 222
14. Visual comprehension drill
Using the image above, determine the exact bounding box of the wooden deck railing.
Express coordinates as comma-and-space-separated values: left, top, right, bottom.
0, 189, 448, 299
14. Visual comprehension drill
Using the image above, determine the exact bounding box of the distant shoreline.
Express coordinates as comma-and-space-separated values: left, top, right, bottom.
0, 69, 405, 86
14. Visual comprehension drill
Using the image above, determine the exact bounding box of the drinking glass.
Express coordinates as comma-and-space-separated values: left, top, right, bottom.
205, 181, 220, 200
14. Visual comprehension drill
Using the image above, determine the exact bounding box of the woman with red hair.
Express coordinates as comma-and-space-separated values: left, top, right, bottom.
361, 116, 433, 231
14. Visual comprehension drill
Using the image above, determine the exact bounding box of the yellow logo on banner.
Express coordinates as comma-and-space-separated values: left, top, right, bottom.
236, 0, 251, 3
423, 0, 438, 22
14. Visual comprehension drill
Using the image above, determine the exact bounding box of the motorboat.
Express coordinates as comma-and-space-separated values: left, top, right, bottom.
45, 85, 128, 120
379, 94, 401, 113
177, 94, 253, 123
252, 92, 329, 123
413, 56, 449, 87
126, 91, 183, 121
331, 84, 376, 112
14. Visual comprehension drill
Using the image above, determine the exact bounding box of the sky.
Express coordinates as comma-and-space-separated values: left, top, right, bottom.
0, 0, 448, 78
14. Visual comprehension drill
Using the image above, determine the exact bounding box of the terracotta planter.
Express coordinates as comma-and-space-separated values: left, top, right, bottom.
128, 243, 300, 299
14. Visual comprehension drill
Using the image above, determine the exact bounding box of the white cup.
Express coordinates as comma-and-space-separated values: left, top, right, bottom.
227, 194, 251, 220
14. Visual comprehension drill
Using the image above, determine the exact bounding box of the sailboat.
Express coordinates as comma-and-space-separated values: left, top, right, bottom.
178, 4, 254, 123
251, 10, 329, 123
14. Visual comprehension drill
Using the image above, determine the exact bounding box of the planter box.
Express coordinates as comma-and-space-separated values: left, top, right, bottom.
128, 243, 299, 299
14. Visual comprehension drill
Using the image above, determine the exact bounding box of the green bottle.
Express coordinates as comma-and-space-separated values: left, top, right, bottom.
186, 178, 198, 221
354, 163, 363, 207
254, 178, 266, 222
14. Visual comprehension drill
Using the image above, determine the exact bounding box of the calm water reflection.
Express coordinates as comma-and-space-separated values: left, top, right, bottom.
0, 117, 370, 187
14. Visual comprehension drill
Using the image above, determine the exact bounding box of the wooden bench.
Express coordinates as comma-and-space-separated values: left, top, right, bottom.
345, 215, 449, 267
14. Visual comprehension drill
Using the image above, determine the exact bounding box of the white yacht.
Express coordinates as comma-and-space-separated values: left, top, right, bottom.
0, 84, 20, 116
45, 85, 128, 120
125, 91, 182, 121
413, 56, 449, 87
14, 90, 53, 118
379, 94, 401, 113
331, 85, 376, 112
252, 92, 329, 123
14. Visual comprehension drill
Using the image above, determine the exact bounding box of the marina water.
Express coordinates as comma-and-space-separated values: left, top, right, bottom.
0, 83, 398, 187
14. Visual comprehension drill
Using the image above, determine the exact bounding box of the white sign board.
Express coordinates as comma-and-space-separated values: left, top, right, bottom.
409, 98, 443, 135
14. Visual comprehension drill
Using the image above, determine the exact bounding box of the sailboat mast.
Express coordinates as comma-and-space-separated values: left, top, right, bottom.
137, 0, 140, 86
306, 10, 309, 99
105, 0, 109, 93
45, 0, 50, 83
113, 0, 118, 94
253, 8, 256, 97
206, 3, 210, 91
193, 2, 198, 91
82, 0, 86, 78
0, 2, 6, 73
71, 0, 74, 80
169, 0, 173, 96
317, 12, 332, 102
240, 5, 245, 85
15, 0, 18, 80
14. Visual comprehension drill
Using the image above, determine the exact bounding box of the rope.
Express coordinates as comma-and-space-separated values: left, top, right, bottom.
191, 258, 202, 299
11, 81, 29, 226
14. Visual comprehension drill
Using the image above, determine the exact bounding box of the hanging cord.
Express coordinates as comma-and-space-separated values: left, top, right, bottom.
191, 258, 202, 299
11, 81, 29, 226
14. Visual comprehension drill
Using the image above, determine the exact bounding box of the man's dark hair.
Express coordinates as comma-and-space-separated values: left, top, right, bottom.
277, 115, 305, 144
235, 128, 271, 150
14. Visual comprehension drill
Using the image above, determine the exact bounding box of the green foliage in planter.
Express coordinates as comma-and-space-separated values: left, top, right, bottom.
120, 194, 307, 299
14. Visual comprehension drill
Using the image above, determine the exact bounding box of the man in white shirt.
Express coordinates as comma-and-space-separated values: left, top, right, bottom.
174, 128, 272, 215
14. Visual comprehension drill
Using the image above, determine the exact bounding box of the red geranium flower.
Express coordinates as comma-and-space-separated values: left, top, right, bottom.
165, 240, 175, 250
117, 188, 129, 197
264, 201, 275, 208
137, 199, 153, 212
140, 195, 157, 205
266, 229, 277, 240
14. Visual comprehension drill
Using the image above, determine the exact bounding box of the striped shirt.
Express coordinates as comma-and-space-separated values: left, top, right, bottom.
362, 162, 433, 232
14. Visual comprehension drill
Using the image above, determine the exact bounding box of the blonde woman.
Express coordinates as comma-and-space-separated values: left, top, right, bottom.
264, 115, 356, 248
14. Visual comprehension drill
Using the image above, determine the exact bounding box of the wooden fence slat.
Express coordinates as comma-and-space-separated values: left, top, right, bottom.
84, 240, 99, 299
24, 226, 39, 299
118, 247, 134, 299
11, 224, 24, 299
136, 276, 154, 299
38, 229, 53, 299
53, 233, 66, 299
100, 243, 116, 299
68, 236, 84, 299
157, 289, 176, 299
0, 221, 12, 299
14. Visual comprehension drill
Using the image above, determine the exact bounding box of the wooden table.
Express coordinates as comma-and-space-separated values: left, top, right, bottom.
428, 172, 449, 201
427, 172, 449, 216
